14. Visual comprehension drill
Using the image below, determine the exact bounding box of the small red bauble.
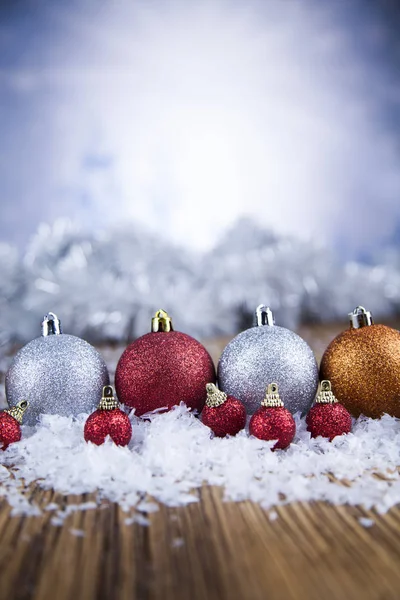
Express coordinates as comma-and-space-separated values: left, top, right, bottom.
202, 383, 246, 437
84, 386, 132, 446
306, 380, 352, 441
115, 310, 216, 417
249, 383, 295, 450
0, 400, 29, 450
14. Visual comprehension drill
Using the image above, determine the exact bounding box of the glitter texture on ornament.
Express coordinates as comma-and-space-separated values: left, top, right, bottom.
6, 313, 109, 426
320, 307, 400, 418
84, 386, 132, 446
201, 383, 246, 437
0, 401, 29, 450
115, 310, 216, 415
249, 383, 296, 449
218, 305, 318, 415
306, 380, 352, 441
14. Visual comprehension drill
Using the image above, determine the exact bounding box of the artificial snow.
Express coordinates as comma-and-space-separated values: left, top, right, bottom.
69, 529, 85, 537
50, 502, 98, 526
0, 403, 400, 521
358, 517, 375, 528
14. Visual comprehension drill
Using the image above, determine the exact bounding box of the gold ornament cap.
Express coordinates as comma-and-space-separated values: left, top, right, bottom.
98, 386, 119, 410
315, 380, 338, 404
254, 305, 275, 327
5, 400, 29, 424
151, 309, 174, 333
205, 383, 227, 408
261, 383, 284, 407
348, 306, 373, 329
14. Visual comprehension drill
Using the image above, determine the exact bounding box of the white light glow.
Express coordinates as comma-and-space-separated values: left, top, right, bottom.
2, 0, 399, 252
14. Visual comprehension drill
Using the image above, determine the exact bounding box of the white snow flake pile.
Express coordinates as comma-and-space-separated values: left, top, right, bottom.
0, 404, 400, 522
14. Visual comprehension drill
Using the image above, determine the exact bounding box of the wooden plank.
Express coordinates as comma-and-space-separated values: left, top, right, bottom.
0, 486, 400, 599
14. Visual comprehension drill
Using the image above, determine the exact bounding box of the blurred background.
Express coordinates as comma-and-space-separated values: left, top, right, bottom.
1, 0, 400, 354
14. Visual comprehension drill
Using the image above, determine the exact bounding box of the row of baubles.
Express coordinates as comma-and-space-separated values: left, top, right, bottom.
5, 304, 400, 427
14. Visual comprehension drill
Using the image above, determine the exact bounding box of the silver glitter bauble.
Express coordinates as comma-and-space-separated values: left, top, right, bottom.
5, 313, 109, 426
217, 305, 319, 415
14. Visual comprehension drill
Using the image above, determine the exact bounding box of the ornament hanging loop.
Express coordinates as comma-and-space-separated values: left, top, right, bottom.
99, 386, 119, 410
316, 380, 337, 404
5, 400, 29, 423
262, 382, 284, 407
205, 383, 227, 408
151, 309, 174, 333
42, 312, 62, 336
254, 305, 275, 327
349, 306, 373, 329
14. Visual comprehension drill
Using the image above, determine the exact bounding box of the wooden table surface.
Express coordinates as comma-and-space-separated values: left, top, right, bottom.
1, 486, 400, 600
2, 324, 400, 600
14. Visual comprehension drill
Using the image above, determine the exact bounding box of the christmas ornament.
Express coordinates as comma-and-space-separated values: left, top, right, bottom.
6, 312, 109, 426
115, 309, 216, 416
306, 380, 352, 441
218, 305, 318, 415
0, 400, 29, 450
249, 383, 296, 449
84, 386, 132, 446
201, 383, 246, 437
320, 306, 400, 418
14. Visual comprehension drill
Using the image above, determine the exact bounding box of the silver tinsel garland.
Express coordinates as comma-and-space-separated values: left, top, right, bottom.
0, 217, 399, 346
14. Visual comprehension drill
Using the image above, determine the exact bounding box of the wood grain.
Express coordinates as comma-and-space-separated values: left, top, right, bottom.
0, 487, 399, 600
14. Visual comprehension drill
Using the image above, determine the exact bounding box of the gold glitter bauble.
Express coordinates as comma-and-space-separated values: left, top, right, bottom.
320, 321, 400, 419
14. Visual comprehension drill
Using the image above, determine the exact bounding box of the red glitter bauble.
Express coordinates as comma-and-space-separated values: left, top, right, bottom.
84, 409, 132, 446
249, 406, 295, 450
0, 412, 21, 450
306, 403, 352, 441
202, 396, 246, 437
115, 330, 216, 417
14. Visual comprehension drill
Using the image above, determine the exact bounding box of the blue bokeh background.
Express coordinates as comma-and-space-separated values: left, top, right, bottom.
0, 0, 400, 343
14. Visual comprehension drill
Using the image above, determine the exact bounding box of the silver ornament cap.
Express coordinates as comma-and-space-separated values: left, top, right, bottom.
5, 312, 110, 426
348, 306, 373, 329
217, 305, 319, 415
